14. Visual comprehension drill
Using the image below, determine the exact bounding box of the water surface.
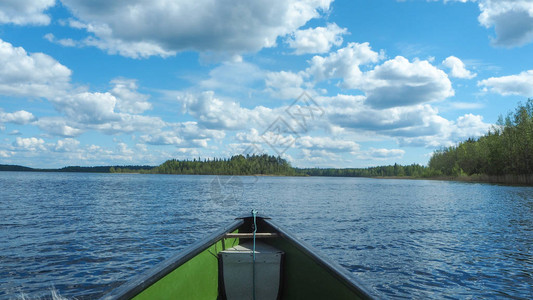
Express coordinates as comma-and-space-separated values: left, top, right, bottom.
0, 172, 531, 299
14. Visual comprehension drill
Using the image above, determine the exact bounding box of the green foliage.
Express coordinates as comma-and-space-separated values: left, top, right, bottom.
429, 99, 533, 176
151, 154, 296, 176
109, 165, 154, 173
296, 163, 429, 178
0, 164, 34, 171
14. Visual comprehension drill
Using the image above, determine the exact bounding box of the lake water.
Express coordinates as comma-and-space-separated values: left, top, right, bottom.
0, 172, 531, 299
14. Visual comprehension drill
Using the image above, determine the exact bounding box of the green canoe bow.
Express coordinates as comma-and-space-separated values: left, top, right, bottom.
101, 215, 375, 299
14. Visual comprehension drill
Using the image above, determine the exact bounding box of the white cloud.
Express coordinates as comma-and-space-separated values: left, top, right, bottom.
140, 132, 185, 146
306, 42, 383, 85
327, 95, 445, 135
398, 113, 491, 148
53, 92, 120, 124
82, 34, 176, 59
34, 117, 83, 137
93, 114, 166, 135
59, 0, 333, 58
178, 91, 274, 130
116, 142, 134, 157
287, 23, 348, 54
0, 0, 55, 25
54, 138, 80, 152
43, 33, 78, 47
0, 150, 13, 158
42, 86, 164, 136
0, 110, 36, 124
360, 56, 454, 108
140, 122, 225, 148
358, 148, 405, 160
478, 70, 533, 96
322, 94, 491, 148
297, 135, 359, 152
265, 71, 305, 99
110, 79, 152, 114
478, 0, 533, 47
199, 61, 264, 93
0, 39, 71, 98
306, 47, 453, 109
452, 113, 491, 140
444, 101, 485, 110
13, 137, 46, 151
301, 148, 342, 162
442, 56, 477, 79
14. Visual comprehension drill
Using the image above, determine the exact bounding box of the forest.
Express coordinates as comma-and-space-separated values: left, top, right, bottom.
297, 163, 432, 177
428, 99, 533, 182
111, 154, 297, 176
109, 155, 430, 177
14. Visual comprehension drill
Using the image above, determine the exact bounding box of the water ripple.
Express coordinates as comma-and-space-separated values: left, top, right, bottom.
0, 173, 532, 299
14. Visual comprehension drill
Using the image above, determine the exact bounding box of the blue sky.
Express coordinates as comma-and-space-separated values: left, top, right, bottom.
1, 0, 532, 168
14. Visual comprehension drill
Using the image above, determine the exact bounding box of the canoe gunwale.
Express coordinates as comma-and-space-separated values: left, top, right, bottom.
100, 215, 376, 299
100, 218, 244, 300
263, 218, 376, 299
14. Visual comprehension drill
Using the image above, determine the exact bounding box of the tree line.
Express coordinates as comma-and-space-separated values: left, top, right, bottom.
428, 99, 533, 181
111, 154, 297, 176
296, 163, 433, 177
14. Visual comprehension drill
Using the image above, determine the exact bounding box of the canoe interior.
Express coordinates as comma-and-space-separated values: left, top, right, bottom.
104, 216, 373, 300
258, 217, 371, 300
134, 234, 240, 299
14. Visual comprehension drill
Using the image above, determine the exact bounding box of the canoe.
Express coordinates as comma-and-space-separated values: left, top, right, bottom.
101, 213, 374, 299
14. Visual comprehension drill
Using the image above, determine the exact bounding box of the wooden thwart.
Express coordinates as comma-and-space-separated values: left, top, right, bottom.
224, 233, 279, 239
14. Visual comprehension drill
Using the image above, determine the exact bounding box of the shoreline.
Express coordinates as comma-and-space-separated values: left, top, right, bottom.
2, 165, 532, 186
370, 174, 533, 187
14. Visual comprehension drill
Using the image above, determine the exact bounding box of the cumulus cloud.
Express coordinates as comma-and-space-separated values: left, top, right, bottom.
13, 137, 46, 151
265, 71, 305, 99
59, 0, 333, 58
301, 148, 342, 162
140, 122, 225, 148
178, 91, 274, 130
360, 57, 454, 108
478, 70, 533, 96
93, 114, 166, 135
199, 61, 264, 93
398, 113, 491, 147
53, 92, 120, 124
43, 33, 78, 47
452, 113, 492, 140
0, 39, 71, 98
54, 138, 80, 152
442, 56, 477, 79
109, 79, 152, 114
306, 42, 383, 85
41, 84, 163, 136
34, 117, 83, 137
0, 110, 36, 124
0, 0, 55, 25
327, 95, 444, 135
297, 136, 359, 152
478, 0, 533, 47
358, 148, 405, 160
322, 94, 490, 148
287, 23, 348, 54
305, 46, 453, 108
0, 150, 13, 158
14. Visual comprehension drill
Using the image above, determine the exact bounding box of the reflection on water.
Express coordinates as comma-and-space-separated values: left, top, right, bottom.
0, 172, 531, 299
